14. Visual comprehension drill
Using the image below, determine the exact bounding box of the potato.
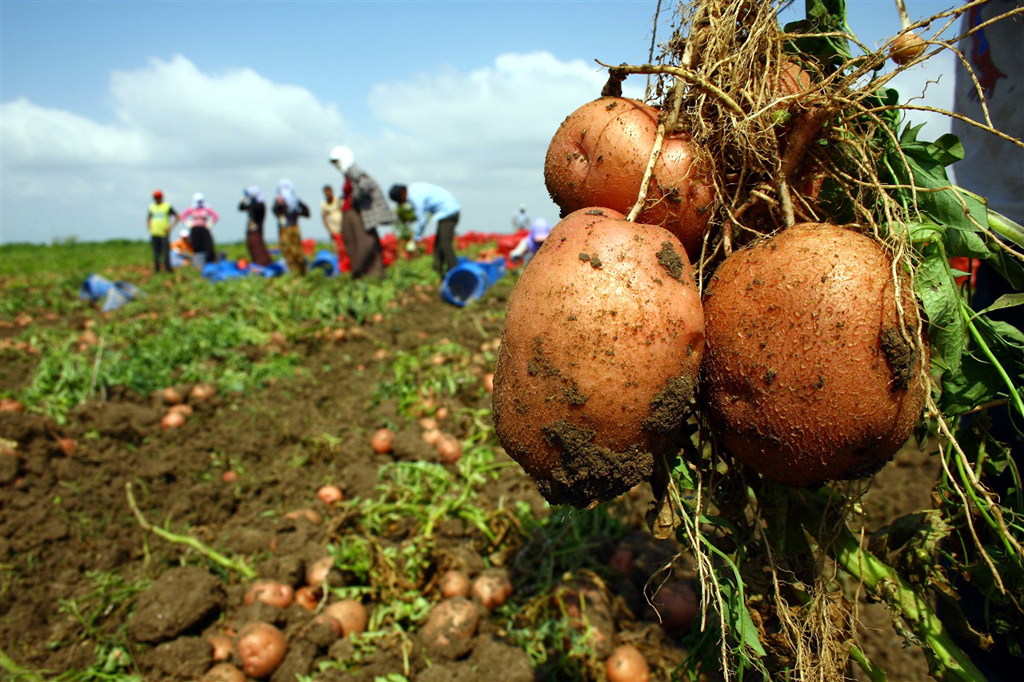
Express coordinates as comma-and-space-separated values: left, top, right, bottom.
606, 644, 651, 682
544, 97, 715, 259
889, 31, 926, 65
243, 580, 294, 609
322, 598, 368, 637
700, 223, 930, 487
201, 663, 246, 682
492, 207, 705, 507
470, 570, 513, 610
235, 622, 286, 679
648, 580, 698, 631
440, 569, 471, 599
419, 597, 480, 660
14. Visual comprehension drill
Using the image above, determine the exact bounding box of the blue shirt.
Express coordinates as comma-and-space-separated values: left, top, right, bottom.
407, 182, 460, 240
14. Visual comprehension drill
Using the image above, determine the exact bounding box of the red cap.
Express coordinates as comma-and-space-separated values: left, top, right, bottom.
153, 189, 163, 199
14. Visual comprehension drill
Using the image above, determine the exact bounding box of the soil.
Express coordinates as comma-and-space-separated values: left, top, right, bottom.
0, 272, 941, 681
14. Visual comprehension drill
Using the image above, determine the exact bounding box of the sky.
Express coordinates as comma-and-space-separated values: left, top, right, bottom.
0, 0, 962, 245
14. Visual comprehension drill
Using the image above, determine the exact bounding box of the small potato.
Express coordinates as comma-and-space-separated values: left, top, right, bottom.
648, 581, 698, 632
471, 570, 513, 610
435, 435, 462, 464
440, 570, 471, 599
323, 599, 368, 637
890, 31, 926, 65
305, 556, 335, 588
243, 579, 294, 609
161, 386, 184, 405
161, 411, 185, 430
606, 645, 651, 682
189, 383, 216, 402
370, 428, 394, 454
422, 428, 442, 446
208, 634, 234, 662
316, 484, 343, 506
294, 586, 319, 611
419, 597, 479, 660
236, 622, 286, 679
201, 662, 246, 682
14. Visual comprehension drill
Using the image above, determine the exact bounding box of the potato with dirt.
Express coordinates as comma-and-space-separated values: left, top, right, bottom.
544, 97, 715, 259
492, 207, 705, 507
699, 223, 930, 486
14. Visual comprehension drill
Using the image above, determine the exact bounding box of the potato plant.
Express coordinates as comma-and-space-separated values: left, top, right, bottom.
494, 0, 1023, 679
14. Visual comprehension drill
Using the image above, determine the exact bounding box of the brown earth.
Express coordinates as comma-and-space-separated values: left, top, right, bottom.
0, 274, 939, 681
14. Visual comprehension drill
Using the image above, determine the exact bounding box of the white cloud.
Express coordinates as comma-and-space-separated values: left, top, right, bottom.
0, 51, 634, 244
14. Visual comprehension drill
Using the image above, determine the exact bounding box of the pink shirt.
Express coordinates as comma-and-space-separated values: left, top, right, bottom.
179, 206, 220, 229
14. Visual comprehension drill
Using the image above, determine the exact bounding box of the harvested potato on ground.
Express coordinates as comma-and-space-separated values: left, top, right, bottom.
606, 644, 651, 682
544, 97, 715, 259
201, 663, 246, 682
243, 580, 294, 609
700, 223, 930, 486
419, 597, 480, 660
322, 599, 368, 637
235, 622, 286, 679
493, 207, 705, 507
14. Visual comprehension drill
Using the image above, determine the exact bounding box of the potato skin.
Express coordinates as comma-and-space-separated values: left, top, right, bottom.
543, 97, 715, 259
492, 207, 705, 507
700, 223, 930, 486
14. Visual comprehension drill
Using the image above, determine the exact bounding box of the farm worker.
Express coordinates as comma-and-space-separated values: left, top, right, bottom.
320, 184, 347, 259
272, 179, 311, 275
389, 182, 462, 278
146, 190, 179, 274
178, 193, 219, 269
239, 186, 272, 267
512, 204, 531, 231
328, 145, 391, 279
509, 217, 551, 267
169, 228, 193, 269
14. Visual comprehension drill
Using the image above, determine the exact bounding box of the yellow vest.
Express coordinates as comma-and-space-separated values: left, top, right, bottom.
149, 202, 174, 237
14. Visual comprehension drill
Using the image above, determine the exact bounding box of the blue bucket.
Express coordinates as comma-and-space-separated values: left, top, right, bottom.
79, 274, 115, 302
310, 250, 339, 277
440, 257, 506, 307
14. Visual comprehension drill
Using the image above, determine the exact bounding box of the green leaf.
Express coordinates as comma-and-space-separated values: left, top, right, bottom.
915, 243, 967, 374
926, 134, 966, 167
783, 0, 851, 72
980, 293, 1024, 316
941, 313, 1024, 416
719, 580, 767, 657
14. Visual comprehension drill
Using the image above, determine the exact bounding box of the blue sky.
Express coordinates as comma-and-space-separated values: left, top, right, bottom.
1, 1, 959, 245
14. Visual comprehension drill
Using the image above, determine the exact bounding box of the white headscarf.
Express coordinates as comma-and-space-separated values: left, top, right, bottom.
244, 186, 264, 203
328, 145, 355, 174
276, 179, 298, 212
192, 192, 205, 208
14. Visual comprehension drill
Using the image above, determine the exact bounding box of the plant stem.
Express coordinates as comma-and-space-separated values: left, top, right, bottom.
830, 523, 986, 680
125, 482, 257, 579
961, 304, 1024, 419
849, 643, 888, 682
0, 647, 45, 682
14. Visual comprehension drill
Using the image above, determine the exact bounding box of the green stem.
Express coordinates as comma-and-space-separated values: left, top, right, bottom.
830, 524, 985, 681
961, 303, 1024, 418
0, 647, 45, 682
849, 643, 888, 682
125, 482, 257, 579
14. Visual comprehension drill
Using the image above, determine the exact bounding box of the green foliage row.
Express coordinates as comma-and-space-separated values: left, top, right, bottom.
1, 242, 439, 422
